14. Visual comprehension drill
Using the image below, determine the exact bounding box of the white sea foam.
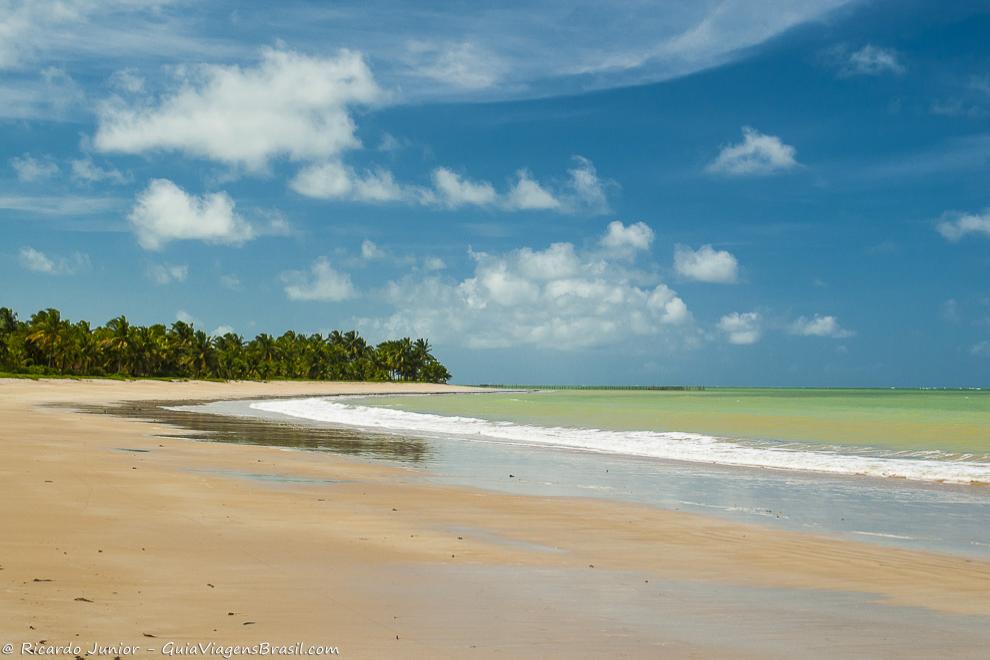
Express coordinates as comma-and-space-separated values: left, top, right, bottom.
249, 397, 990, 485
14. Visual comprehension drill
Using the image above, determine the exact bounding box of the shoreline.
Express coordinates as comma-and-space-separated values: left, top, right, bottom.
3, 378, 990, 658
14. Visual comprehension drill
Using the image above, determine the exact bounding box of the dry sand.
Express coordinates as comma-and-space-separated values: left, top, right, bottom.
2, 378, 990, 659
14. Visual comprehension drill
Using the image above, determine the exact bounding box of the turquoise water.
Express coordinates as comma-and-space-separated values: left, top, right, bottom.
352, 388, 990, 459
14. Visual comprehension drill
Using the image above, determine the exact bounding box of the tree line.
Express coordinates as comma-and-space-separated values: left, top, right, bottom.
0, 307, 451, 383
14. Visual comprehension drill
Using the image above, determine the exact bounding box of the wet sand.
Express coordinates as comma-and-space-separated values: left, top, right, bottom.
2, 378, 990, 659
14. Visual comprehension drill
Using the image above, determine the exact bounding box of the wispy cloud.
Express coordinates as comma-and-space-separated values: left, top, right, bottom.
10, 153, 59, 182
268, 0, 856, 101
0, 194, 121, 216
18, 246, 89, 275
147, 262, 188, 285
832, 44, 906, 77
936, 209, 990, 242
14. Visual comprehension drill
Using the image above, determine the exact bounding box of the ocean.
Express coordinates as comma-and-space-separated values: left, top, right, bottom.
252, 388, 990, 485
177, 388, 990, 557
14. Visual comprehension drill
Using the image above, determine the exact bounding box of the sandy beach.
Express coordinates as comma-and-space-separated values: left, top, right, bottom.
2, 379, 990, 659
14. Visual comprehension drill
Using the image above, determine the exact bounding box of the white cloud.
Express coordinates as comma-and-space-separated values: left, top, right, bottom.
284, 1, 853, 102
423, 256, 446, 271
842, 45, 905, 77
211, 324, 235, 337
707, 127, 798, 176
789, 314, 854, 338
564, 156, 611, 214
18, 246, 89, 275
10, 154, 59, 182
0, 194, 121, 216
290, 161, 408, 203
972, 341, 990, 358
600, 220, 654, 254
147, 262, 188, 285
128, 179, 255, 250
503, 170, 560, 211
360, 223, 693, 350
718, 312, 762, 345
674, 244, 739, 283
361, 239, 385, 260
403, 41, 506, 91
290, 155, 611, 215
219, 274, 241, 290
94, 47, 382, 171
108, 68, 145, 94
70, 158, 128, 184
431, 167, 498, 208
937, 209, 990, 242
282, 257, 356, 302
175, 309, 198, 326
0, 1, 223, 74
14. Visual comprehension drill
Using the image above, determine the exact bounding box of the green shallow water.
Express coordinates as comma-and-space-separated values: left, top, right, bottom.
353, 388, 990, 457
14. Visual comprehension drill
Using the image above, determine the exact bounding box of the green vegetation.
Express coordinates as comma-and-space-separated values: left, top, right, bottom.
0, 307, 450, 383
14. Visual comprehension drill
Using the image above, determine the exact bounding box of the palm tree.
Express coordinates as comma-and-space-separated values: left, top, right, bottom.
100, 315, 135, 375
0, 307, 452, 382
26, 308, 68, 370
214, 332, 246, 380
66, 320, 98, 375
182, 330, 215, 378
247, 333, 278, 380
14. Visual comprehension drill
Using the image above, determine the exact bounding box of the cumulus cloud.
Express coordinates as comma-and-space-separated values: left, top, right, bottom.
94, 47, 382, 171
600, 220, 654, 254
789, 314, 854, 338
430, 167, 498, 208
503, 170, 561, 211
70, 158, 128, 184
972, 341, 990, 358
718, 312, 762, 345
290, 155, 611, 215
290, 161, 408, 203
147, 262, 188, 285
10, 154, 59, 182
423, 256, 446, 271
707, 127, 798, 176
360, 222, 693, 350
674, 244, 739, 283
840, 45, 905, 77
361, 239, 385, 260
281, 257, 356, 302
18, 246, 89, 275
128, 179, 255, 250
937, 209, 990, 241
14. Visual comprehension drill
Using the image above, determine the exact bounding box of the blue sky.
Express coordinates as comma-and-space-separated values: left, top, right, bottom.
2, 0, 989, 386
